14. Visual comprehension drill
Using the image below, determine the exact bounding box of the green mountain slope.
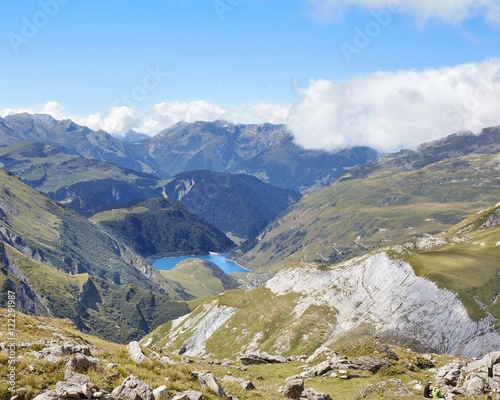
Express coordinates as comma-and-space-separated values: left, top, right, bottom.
163, 170, 300, 241
144, 204, 500, 359
0, 169, 169, 290
90, 198, 235, 259
0, 141, 164, 217
0, 242, 189, 342
159, 258, 240, 299
0, 168, 194, 340
233, 128, 500, 274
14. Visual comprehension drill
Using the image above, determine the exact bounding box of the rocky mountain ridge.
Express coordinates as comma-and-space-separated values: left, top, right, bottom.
0, 114, 378, 192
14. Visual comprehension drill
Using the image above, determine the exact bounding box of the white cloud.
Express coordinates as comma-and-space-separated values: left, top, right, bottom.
4, 59, 500, 152
287, 58, 500, 152
81, 106, 138, 134
304, 0, 500, 26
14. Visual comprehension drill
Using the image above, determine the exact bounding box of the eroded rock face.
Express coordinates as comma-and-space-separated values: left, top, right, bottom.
265, 252, 500, 358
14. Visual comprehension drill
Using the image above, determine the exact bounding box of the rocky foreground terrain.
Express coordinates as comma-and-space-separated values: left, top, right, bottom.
2, 310, 500, 400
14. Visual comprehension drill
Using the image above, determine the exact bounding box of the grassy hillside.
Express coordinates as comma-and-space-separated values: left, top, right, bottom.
0, 141, 165, 217
0, 242, 189, 342
160, 258, 240, 299
90, 198, 235, 259
404, 203, 500, 321
0, 168, 170, 290
233, 150, 500, 274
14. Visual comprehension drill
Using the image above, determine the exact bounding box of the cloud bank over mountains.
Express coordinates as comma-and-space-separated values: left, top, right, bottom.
3, 59, 500, 152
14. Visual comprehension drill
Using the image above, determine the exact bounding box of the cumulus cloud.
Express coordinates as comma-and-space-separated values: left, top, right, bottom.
287, 58, 500, 152
4, 59, 500, 152
304, 0, 500, 25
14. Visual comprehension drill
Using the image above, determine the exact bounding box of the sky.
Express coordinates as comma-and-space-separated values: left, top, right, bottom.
1, 0, 500, 151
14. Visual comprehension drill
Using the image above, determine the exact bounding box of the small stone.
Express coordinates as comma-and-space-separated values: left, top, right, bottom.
241, 381, 255, 390
106, 363, 117, 369
182, 390, 203, 400
153, 385, 169, 400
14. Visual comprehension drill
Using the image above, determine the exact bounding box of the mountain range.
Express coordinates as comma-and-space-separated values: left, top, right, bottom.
0, 113, 378, 192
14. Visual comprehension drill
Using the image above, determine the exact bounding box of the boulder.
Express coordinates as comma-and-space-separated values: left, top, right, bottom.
160, 356, 176, 365
65, 353, 99, 372
182, 391, 203, 400
111, 374, 155, 400
54, 381, 86, 399
127, 341, 148, 364
283, 379, 304, 400
64, 371, 91, 385
301, 361, 332, 378
435, 363, 464, 386
198, 372, 226, 398
172, 395, 189, 400
301, 388, 332, 400
153, 385, 169, 400
240, 352, 288, 365
351, 356, 391, 373
32, 391, 58, 400
464, 376, 486, 395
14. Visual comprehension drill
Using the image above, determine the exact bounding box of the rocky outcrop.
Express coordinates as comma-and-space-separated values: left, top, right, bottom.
65, 353, 100, 372
239, 352, 288, 365
156, 301, 237, 356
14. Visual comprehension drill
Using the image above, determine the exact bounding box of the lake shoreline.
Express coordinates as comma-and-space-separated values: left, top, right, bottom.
153, 254, 251, 274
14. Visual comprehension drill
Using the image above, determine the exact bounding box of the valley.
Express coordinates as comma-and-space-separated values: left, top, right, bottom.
0, 114, 499, 400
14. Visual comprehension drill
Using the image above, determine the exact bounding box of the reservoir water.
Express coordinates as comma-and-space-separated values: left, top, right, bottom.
153, 254, 249, 273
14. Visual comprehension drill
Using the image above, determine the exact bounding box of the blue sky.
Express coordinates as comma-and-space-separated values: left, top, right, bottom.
1, 0, 500, 150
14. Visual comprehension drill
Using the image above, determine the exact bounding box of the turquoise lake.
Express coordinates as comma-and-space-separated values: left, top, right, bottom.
153, 254, 249, 273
